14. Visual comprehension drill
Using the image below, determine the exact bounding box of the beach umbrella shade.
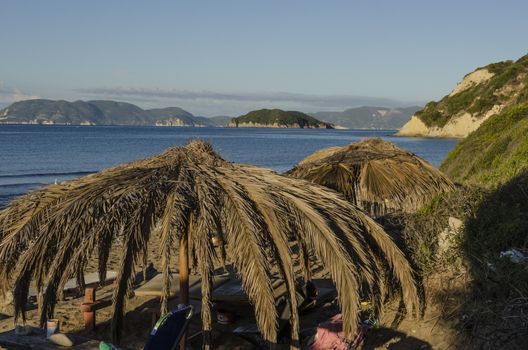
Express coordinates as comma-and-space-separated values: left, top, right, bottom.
0, 140, 419, 348
286, 138, 456, 217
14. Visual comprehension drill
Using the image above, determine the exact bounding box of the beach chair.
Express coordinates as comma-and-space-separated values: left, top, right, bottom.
99, 305, 194, 350
143, 304, 194, 350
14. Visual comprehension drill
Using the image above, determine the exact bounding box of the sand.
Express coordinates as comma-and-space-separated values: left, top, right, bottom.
0, 231, 462, 349
449, 69, 495, 97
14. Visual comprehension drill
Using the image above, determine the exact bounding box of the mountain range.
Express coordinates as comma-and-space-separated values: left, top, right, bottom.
310, 106, 421, 129
1, 98, 421, 129
0, 99, 220, 127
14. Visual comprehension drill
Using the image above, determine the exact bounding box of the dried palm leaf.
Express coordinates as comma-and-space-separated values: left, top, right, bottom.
286, 138, 455, 217
0, 140, 419, 348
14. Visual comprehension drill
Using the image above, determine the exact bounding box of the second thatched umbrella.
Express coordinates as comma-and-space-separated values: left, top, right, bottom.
0, 140, 419, 348
286, 138, 455, 217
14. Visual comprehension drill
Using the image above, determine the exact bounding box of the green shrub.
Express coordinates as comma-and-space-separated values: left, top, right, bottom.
468, 92, 498, 114
402, 189, 481, 275
445, 87, 479, 115
415, 102, 450, 127
485, 60, 513, 74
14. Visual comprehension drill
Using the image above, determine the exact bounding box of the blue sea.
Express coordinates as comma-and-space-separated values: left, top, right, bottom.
0, 125, 459, 208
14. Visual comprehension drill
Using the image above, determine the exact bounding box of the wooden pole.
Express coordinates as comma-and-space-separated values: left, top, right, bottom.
179, 233, 189, 349
179, 233, 189, 305
37, 286, 44, 320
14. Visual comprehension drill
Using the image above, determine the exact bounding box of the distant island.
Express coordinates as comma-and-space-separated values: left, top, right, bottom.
229, 109, 333, 129
0, 99, 220, 127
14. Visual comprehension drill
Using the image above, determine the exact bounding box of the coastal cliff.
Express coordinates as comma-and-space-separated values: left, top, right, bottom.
398, 54, 528, 138
229, 108, 332, 129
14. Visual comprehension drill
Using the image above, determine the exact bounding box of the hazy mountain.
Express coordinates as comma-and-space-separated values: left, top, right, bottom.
146, 107, 210, 126
0, 99, 216, 126
310, 106, 421, 129
207, 116, 233, 127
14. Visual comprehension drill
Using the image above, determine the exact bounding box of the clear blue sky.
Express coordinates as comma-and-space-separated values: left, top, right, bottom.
0, 0, 526, 116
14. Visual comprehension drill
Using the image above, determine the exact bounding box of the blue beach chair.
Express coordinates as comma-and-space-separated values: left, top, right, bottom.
143, 305, 194, 350
99, 305, 194, 350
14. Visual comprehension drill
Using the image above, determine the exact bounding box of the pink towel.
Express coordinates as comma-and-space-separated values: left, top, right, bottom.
308, 314, 369, 350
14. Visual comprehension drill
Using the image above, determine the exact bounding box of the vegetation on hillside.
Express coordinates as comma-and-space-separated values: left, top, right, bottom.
400, 172, 528, 347
232, 108, 332, 128
400, 96, 528, 346
415, 54, 528, 128
441, 103, 528, 187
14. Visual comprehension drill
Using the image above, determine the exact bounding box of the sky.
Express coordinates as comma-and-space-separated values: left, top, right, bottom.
0, 0, 527, 116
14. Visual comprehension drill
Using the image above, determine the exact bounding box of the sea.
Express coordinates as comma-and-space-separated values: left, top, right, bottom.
0, 125, 459, 208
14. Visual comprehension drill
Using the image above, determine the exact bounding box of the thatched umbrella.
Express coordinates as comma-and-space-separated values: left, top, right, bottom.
286, 138, 456, 217
0, 140, 418, 348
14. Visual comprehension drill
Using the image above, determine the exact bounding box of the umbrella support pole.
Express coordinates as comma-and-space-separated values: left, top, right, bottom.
179, 233, 189, 348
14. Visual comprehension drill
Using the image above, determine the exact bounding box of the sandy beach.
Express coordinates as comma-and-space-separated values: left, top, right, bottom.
0, 228, 462, 349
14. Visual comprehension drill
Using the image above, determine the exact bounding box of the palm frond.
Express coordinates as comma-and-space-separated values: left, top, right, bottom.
0, 140, 420, 345
286, 138, 455, 216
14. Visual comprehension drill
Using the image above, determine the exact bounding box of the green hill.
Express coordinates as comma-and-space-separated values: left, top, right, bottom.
440, 103, 528, 188
311, 106, 420, 129
0, 99, 214, 126
230, 109, 332, 128
398, 54, 528, 137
